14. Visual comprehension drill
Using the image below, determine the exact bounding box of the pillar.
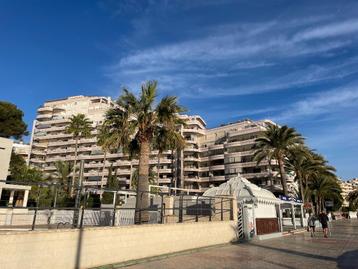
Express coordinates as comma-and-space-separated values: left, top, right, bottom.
252, 204, 257, 236
8, 190, 15, 206
291, 203, 296, 229
300, 204, 304, 227
278, 203, 283, 232
23, 190, 29, 207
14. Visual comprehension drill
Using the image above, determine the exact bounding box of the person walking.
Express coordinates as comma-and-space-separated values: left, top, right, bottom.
319, 211, 329, 238
307, 213, 317, 237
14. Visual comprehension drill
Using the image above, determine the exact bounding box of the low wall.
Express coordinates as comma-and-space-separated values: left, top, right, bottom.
0, 220, 237, 269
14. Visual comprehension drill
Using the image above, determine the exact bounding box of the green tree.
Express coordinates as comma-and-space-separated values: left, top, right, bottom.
65, 114, 92, 195
0, 101, 28, 139
54, 161, 73, 194
97, 124, 116, 190
307, 176, 342, 215
347, 188, 358, 211
101, 164, 119, 204
286, 146, 336, 202
7, 152, 26, 181
103, 81, 185, 222
254, 125, 304, 196
131, 167, 157, 192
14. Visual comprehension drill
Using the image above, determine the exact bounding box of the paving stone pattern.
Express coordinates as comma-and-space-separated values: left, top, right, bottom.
117, 219, 358, 269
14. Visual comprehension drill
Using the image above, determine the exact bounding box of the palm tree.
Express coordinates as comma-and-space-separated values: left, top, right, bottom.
65, 114, 92, 195
54, 161, 73, 194
97, 124, 116, 190
254, 125, 304, 196
103, 81, 185, 222
308, 176, 341, 215
347, 188, 358, 210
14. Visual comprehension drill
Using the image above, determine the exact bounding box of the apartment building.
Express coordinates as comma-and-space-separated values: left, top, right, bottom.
29, 95, 280, 194
178, 116, 281, 194
339, 178, 358, 207
13, 142, 31, 164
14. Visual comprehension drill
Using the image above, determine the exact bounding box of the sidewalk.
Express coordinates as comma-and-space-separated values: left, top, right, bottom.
94, 219, 358, 269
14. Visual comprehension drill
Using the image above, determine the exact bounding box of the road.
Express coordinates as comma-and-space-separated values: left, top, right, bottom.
115, 219, 358, 269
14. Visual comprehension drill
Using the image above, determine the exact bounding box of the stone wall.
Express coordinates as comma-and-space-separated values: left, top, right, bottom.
0, 220, 238, 269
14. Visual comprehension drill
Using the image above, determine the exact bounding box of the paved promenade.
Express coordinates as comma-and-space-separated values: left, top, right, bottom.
115, 219, 358, 269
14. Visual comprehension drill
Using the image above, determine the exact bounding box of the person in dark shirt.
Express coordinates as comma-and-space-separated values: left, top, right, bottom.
319, 211, 329, 238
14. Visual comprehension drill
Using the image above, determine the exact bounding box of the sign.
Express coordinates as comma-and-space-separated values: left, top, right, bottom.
279, 195, 303, 203
325, 201, 334, 207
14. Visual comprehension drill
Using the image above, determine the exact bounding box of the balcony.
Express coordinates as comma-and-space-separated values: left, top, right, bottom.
184, 166, 199, 172
227, 126, 264, 137
182, 128, 205, 135
208, 154, 224, 161
38, 106, 53, 113
225, 138, 256, 148
210, 164, 225, 171
36, 114, 52, 120
184, 156, 199, 162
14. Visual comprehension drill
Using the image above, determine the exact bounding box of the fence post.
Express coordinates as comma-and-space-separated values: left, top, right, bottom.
209, 198, 212, 222
31, 208, 38, 231
230, 198, 234, 220
160, 194, 164, 224
179, 195, 183, 223
221, 198, 223, 221
195, 194, 199, 222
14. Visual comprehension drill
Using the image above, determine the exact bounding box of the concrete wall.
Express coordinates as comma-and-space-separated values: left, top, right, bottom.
0, 220, 238, 269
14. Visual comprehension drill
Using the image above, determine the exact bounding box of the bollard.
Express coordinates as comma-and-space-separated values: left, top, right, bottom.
31, 208, 38, 231
195, 195, 199, 222
209, 198, 212, 222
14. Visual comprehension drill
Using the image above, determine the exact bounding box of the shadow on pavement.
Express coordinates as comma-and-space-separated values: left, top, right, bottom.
249, 243, 336, 262
337, 249, 358, 269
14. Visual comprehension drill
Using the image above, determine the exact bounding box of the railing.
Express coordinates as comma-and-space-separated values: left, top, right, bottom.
0, 187, 234, 231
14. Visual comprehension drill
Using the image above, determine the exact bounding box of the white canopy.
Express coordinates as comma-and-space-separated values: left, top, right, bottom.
203, 175, 281, 205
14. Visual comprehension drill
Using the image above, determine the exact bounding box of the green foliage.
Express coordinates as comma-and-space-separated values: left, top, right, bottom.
347, 188, 358, 211
0, 101, 28, 139
306, 176, 342, 214
101, 164, 119, 204
54, 161, 73, 193
7, 152, 26, 180
65, 113, 92, 139
103, 81, 185, 212
254, 124, 304, 195
131, 167, 158, 193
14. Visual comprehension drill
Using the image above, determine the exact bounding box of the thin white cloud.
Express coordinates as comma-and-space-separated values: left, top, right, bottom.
293, 19, 358, 41
272, 85, 358, 122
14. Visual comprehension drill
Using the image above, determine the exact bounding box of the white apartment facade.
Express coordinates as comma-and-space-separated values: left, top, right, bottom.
339, 178, 358, 207
29, 95, 280, 194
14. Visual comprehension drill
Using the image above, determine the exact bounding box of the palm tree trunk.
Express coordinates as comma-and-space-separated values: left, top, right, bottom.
297, 172, 305, 203
278, 157, 288, 196
71, 137, 79, 196
100, 152, 107, 190
135, 140, 150, 223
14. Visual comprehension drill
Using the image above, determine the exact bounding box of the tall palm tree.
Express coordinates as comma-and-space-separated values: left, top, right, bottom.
307, 176, 341, 214
347, 188, 358, 210
97, 124, 116, 190
65, 114, 92, 195
54, 161, 73, 194
254, 125, 304, 196
103, 81, 185, 222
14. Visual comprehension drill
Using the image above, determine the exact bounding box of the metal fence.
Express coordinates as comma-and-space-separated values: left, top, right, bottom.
0, 184, 234, 231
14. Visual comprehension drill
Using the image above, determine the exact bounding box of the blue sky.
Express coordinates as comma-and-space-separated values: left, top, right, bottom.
1, 0, 358, 179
